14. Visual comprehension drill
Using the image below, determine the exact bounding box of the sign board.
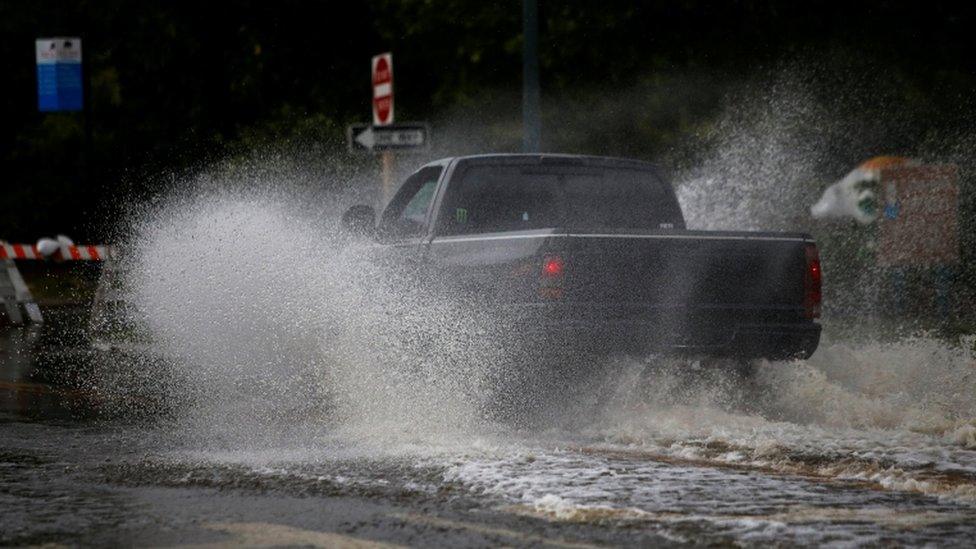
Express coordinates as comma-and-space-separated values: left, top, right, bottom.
347, 123, 429, 153
876, 164, 960, 267
371, 52, 393, 126
36, 37, 83, 112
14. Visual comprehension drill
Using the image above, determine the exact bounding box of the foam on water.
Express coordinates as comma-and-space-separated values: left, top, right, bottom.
577, 341, 976, 500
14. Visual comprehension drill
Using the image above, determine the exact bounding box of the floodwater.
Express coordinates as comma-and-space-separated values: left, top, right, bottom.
3, 306, 976, 546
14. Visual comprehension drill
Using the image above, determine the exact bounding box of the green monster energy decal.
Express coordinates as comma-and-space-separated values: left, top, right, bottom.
455, 208, 468, 223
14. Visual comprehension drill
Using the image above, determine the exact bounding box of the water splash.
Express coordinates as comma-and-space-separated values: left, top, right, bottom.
672, 76, 831, 231
114, 163, 509, 451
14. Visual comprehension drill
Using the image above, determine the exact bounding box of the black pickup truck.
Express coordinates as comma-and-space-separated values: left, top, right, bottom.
342, 154, 821, 362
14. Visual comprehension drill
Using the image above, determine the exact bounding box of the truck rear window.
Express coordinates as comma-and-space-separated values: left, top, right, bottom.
439, 164, 684, 234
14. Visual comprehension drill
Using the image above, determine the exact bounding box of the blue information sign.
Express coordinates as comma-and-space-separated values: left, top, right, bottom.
36, 38, 83, 112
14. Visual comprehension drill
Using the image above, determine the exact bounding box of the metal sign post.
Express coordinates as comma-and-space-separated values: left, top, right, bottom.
347, 123, 431, 204
371, 52, 395, 200
36, 37, 92, 188
348, 53, 434, 205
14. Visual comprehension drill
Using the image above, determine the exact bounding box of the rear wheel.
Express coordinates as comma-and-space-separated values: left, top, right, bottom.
610, 355, 762, 412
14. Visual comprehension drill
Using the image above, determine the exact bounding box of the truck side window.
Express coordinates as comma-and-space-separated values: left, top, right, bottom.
402, 180, 437, 225
379, 166, 443, 239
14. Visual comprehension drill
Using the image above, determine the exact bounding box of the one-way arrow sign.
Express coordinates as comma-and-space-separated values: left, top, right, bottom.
347, 123, 430, 153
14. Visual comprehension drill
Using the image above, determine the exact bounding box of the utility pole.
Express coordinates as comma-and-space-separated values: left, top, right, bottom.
522, 0, 541, 152
82, 35, 94, 192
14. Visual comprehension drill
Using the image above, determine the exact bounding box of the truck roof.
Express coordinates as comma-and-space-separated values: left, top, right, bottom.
418, 153, 662, 172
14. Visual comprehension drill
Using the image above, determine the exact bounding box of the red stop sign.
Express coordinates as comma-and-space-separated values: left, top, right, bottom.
372, 53, 393, 126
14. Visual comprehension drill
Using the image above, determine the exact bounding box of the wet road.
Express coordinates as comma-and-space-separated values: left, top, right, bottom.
3, 307, 976, 546
4, 409, 976, 547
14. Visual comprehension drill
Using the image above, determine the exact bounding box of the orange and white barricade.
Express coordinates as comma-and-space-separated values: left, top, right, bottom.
0, 238, 116, 326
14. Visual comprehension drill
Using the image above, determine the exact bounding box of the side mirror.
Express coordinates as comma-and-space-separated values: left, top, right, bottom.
340, 204, 377, 238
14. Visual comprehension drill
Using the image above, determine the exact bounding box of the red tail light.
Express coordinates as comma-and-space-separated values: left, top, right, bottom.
542, 255, 564, 278
539, 254, 564, 299
803, 244, 822, 319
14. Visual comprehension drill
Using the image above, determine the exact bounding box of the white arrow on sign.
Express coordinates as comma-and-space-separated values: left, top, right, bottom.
354, 126, 376, 149
347, 123, 430, 153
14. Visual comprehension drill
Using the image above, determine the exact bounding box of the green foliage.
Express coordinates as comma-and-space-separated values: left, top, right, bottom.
1, 1, 976, 242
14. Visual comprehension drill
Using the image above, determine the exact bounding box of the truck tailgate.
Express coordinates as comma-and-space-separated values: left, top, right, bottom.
425, 229, 820, 358
563, 232, 810, 323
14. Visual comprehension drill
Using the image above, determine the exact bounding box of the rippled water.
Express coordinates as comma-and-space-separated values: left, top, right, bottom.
73, 379, 976, 546
72, 336, 976, 545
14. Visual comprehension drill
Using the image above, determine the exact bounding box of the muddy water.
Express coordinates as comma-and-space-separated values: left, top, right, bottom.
4, 413, 976, 546
4, 326, 976, 546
